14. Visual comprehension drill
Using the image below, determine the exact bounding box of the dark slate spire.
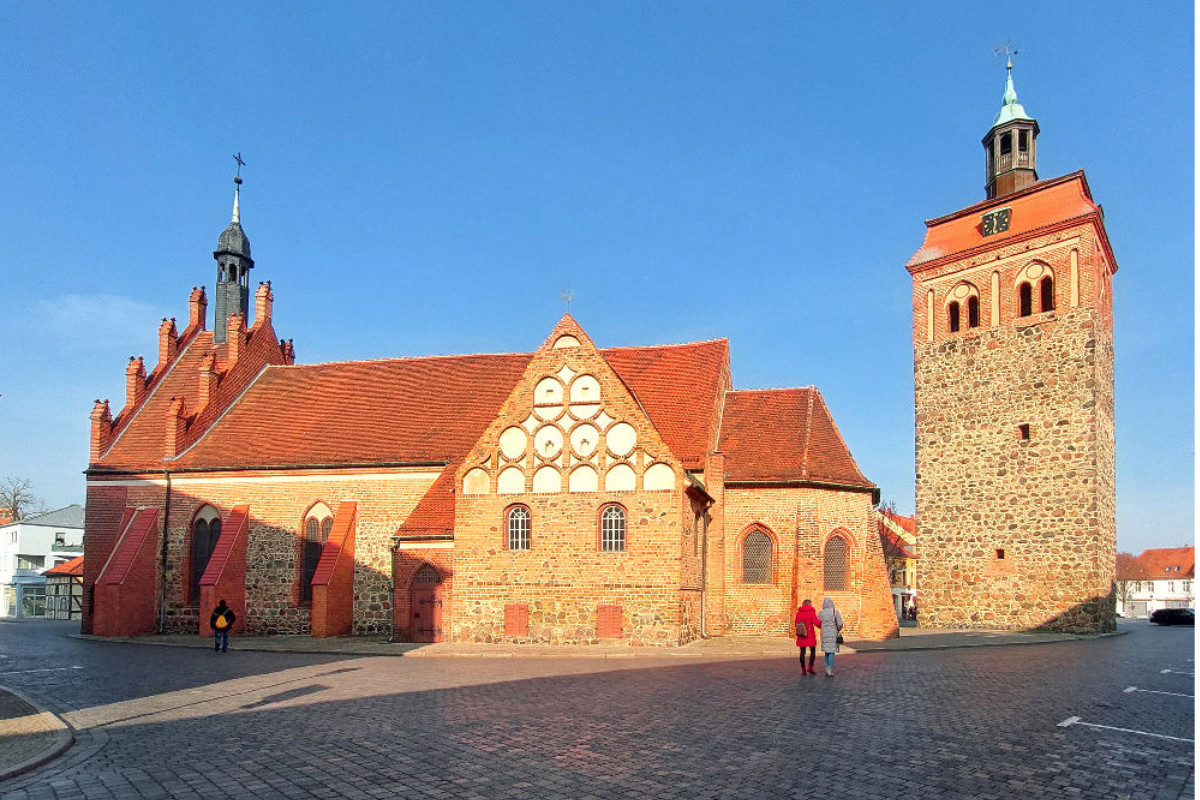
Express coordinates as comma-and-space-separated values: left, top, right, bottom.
213, 154, 254, 344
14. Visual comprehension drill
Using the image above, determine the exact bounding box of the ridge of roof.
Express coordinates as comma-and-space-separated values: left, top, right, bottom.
13, 504, 86, 529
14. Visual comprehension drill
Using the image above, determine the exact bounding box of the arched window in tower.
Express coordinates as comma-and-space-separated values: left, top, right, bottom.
1018, 282, 1033, 317
948, 302, 961, 333
967, 296, 980, 328
742, 529, 773, 584
1040, 276, 1055, 313
299, 504, 333, 605
188, 506, 222, 606
823, 536, 848, 591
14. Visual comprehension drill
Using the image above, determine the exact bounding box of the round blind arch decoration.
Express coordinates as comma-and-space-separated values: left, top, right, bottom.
823, 536, 849, 591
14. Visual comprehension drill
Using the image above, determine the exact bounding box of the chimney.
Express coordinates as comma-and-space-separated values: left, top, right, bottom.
254, 281, 273, 327
281, 338, 295, 365
188, 286, 208, 332
225, 312, 245, 365
197, 353, 218, 413
158, 317, 179, 366
125, 356, 147, 409
89, 398, 113, 462
164, 397, 187, 458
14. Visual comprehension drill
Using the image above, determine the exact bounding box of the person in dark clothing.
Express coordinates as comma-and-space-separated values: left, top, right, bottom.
210, 599, 236, 653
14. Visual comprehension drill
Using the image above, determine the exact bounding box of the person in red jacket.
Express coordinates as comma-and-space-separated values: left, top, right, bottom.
794, 599, 820, 675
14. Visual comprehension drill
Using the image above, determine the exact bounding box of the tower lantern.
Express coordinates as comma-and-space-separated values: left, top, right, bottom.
983, 60, 1040, 200
213, 154, 253, 344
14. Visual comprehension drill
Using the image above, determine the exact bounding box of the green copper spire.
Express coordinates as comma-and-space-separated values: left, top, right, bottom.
992, 59, 1035, 128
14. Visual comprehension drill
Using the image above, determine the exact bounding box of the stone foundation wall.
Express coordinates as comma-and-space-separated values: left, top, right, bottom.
914, 307, 1115, 632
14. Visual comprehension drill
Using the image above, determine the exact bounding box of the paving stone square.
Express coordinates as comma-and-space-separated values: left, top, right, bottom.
0, 620, 1192, 799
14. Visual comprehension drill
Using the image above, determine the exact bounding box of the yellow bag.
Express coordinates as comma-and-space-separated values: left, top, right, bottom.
214, 614, 229, 630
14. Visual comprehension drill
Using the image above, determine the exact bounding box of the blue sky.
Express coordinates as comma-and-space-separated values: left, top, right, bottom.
0, 4, 1192, 554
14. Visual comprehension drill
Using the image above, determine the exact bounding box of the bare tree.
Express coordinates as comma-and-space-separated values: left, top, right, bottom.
0, 476, 47, 521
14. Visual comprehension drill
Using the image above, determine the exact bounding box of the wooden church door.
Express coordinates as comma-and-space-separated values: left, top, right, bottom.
410, 564, 444, 643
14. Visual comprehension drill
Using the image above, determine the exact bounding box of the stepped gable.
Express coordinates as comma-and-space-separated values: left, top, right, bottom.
718, 387, 874, 490
99, 329, 217, 468
907, 171, 1114, 270
602, 338, 729, 469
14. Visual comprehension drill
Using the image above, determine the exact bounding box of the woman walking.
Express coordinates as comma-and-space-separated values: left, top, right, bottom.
817, 597, 844, 676
794, 599, 819, 675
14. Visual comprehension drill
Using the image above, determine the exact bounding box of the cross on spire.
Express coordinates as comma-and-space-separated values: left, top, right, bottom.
233, 152, 246, 184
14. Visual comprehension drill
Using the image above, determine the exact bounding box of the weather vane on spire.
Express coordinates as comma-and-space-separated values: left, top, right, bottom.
993, 40, 1019, 69
559, 286, 575, 313
233, 152, 246, 185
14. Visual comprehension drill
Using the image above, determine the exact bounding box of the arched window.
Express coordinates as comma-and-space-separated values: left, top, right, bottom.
967, 296, 980, 328
1018, 282, 1033, 317
413, 563, 442, 585
600, 505, 626, 552
506, 506, 531, 551
188, 507, 221, 606
300, 505, 333, 605
742, 529, 773, 584
823, 536, 849, 591
948, 301, 961, 333
1040, 276, 1055, 312
945, 282, 979, 334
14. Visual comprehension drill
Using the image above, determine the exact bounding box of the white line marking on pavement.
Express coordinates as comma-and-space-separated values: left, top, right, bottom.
1124, 686, 1194, 698
1058, 716, 1193, 743
1159, 669, 1195, 676
0, 666, 84, 675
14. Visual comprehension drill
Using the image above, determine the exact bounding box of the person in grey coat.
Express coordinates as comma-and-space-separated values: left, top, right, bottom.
817, 597, 844, 676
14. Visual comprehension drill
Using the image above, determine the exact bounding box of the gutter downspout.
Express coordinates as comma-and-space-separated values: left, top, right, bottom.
158, 469, 172, 634
388, 542, 398, 643
700, 498, 713, 639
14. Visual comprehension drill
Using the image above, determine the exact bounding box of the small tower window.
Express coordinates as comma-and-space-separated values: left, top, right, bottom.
999, 132, 1012, 156
1040, 276, 1055, 312
948, 302, 961, 333
967, 296, 980, 329
995, 549, 1006, 560
1018, 282, 1033, 317
1017, 424, 1030, 441
1018, 130, 1028, 152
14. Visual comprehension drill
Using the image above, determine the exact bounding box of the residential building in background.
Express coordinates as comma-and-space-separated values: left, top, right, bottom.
1116, 548, 1194, 618
908, 64, 1117, 632
0, 504, 85, 618
877, 509, 917, 620
44, 555, 84, 621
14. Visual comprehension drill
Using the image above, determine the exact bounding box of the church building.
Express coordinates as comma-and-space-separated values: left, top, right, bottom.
907, 62, 1117, 632
82, 175, 898, 645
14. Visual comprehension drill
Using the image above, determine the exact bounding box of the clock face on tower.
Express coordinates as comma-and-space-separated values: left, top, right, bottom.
981, 207, 1012, 236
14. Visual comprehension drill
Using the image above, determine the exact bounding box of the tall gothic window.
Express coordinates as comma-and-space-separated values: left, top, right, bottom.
189, 507, 221, 606
742, 530, 773, 584
1018, 282, 1033, 317
948, 301, 961, 333
507, 506, 531, 551
967, 296, 980, 328
600, 505, 626, 552
300, 506, 333, 605
823, 536, 849, 591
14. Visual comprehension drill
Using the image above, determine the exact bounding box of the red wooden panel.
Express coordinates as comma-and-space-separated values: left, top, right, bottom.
596, 604, 623, 639
504, 604, 529, 638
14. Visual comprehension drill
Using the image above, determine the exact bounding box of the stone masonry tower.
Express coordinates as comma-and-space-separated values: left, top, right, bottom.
213, 165, 253, 344
906, 64, 1117, 633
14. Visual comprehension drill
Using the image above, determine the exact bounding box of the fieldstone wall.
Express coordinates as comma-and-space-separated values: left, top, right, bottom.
914, 306, 1115, 631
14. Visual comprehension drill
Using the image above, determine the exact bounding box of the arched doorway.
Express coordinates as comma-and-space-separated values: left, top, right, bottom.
410, 564, 444, 643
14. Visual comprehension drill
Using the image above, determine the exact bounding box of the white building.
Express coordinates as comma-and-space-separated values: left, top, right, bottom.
1116, 547, 1194, 619
0, 504, 85, 618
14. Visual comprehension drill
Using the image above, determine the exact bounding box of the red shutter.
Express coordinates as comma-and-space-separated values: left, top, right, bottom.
504, 604, 529, 637
596, 605, 623, 639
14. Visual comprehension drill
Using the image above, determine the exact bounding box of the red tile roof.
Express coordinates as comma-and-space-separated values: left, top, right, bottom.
878, 510, 916, 559
1118, 547, 1195, 581
907, 172, 1114, 272
44, 555, 84, 577
717, 388, 874, 490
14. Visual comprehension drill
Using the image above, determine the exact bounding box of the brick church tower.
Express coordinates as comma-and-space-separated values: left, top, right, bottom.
906, 63, 1117, 632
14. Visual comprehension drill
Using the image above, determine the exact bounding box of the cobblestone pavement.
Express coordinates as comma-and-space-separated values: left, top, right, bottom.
0, 620, 1192, 800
